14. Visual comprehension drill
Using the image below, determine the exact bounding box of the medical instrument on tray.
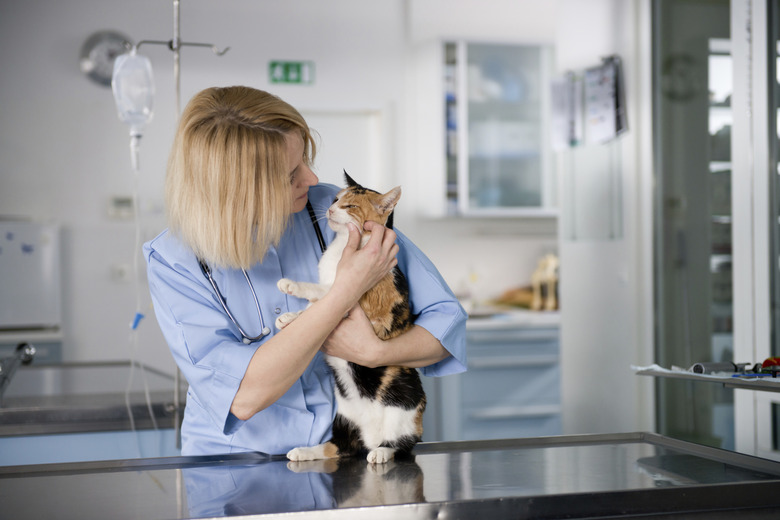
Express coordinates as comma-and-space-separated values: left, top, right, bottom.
199, 202, 327, 345
690, 361, 753, 374
689, 361, 780, 377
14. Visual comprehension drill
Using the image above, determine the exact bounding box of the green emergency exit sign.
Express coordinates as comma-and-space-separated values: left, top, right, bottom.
269, 61, 315, 85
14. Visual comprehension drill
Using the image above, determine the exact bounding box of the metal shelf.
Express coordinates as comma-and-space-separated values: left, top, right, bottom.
636, 366, 780, 393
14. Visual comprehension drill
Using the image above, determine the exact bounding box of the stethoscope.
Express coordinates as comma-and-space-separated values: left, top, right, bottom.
198, 201, 327, 345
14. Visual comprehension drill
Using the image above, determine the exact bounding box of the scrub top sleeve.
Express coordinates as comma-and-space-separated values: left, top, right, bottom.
394, 230, 468, 377
145, 245, 255, 435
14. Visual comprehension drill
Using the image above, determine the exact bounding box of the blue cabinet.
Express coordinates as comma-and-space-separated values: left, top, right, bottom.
0, 429, 180, 466
423, 323, 561, 441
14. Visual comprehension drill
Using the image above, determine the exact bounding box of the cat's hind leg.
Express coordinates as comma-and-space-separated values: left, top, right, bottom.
287, 441, 340, 461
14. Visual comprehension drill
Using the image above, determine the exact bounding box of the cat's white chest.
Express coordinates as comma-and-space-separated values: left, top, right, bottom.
326, 356, 419, 450
317, 233, 347, 286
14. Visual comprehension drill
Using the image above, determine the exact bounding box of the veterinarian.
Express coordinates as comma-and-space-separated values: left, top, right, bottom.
144, 86, 467, 456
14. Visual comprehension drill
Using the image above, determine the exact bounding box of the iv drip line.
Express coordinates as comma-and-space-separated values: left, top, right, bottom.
109, 0, 231, 450
124, 151, 160, 446
112, 45, 157, 454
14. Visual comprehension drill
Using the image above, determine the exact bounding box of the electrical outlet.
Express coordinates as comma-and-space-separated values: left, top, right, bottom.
110, 263, 132, 282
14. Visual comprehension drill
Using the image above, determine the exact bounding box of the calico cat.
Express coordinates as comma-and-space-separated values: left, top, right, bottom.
275, 173, 425, 464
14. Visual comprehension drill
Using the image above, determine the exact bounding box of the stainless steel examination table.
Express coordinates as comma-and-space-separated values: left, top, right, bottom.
2, 432, 779, 519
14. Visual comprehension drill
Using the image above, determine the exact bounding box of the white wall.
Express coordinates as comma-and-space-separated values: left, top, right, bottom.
0, 0, 560, 372
555, 0, 655, 434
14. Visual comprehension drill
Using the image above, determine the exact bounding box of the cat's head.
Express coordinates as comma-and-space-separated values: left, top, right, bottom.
326, 171, 401, 234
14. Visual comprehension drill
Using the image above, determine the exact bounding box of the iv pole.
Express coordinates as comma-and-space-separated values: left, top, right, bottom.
134, 0, 230, 450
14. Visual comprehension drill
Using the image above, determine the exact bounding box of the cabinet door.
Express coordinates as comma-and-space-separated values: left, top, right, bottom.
448, 41, 556, 216
436, 327, 561, 441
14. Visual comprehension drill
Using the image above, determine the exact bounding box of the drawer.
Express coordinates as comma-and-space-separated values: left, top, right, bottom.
461, 362, 560, 407
466, 328, 560, 346
466, 329, 559, 358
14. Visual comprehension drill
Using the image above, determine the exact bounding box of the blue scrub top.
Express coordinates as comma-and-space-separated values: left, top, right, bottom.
144, 183, 467, 456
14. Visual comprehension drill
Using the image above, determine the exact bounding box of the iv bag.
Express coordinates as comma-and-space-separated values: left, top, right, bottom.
111, 51, 154, 137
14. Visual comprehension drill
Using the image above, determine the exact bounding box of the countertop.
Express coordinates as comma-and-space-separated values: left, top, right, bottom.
2, 432, 779, 519
466, 307, 560, 330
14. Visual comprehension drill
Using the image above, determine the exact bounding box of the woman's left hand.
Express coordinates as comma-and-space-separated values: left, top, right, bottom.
320, 304, 383, 367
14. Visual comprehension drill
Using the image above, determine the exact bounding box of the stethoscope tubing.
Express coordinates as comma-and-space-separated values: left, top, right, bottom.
198, 201, 326, 345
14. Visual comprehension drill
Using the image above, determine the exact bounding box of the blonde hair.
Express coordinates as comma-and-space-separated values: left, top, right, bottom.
165, 86, 316, 269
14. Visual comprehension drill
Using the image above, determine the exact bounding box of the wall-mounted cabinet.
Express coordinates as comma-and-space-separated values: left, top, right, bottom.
413, 40, 556, 218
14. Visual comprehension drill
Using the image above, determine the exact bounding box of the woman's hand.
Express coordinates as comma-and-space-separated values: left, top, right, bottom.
332, 220, 398, 302
322, 304, 451, 369
321, 304, 382, 367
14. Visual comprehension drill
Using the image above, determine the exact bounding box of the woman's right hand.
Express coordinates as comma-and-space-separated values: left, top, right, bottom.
334, 221, 398, 302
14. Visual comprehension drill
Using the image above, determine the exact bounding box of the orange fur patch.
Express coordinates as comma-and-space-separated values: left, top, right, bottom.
323, 441, 340, 458
359, 275, 409, 340
377, 366, 401, 395
414, 400, 425, 436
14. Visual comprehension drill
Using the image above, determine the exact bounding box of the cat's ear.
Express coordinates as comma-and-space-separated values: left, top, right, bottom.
377, 186, 402, 215
344, 170, 359, 188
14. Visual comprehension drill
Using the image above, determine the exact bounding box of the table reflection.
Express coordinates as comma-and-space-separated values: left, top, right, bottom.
183, 455, 424, 517
3, 434, 780, 520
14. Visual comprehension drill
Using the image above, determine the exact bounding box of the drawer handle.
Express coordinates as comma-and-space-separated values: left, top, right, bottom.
467, 331, 559, 343
468, 355, 558, 370
468, 405, 561, 420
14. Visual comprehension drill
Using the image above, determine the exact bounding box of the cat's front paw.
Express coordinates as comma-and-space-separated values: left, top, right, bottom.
275, 311, 301, 330
277, 278, 300, 296
366, 447, 395, 464
287, 442, 339, 461
287, 446, 323, 462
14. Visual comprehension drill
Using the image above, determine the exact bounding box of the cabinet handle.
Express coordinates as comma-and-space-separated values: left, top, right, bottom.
467, 332, 559, 344
468, 354, 558, 370
468, 404, 561, 420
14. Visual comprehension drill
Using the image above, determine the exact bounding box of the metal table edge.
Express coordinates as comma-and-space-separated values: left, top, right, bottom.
3, 432, 779, 478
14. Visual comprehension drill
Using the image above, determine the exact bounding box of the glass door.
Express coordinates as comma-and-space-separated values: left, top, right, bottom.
653, 0, 734, 449
767, 0, 780, 454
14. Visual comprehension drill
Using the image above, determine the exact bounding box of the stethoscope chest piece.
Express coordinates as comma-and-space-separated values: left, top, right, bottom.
242, 327, 270, 344
200, 201, 326, 345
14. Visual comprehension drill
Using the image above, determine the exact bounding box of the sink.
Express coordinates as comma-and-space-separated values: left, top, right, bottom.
0, 361, 184, 437
4, 361, 175, 398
